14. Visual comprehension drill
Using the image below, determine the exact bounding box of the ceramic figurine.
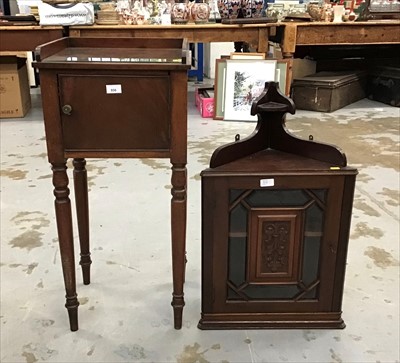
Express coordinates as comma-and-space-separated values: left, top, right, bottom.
332, 4, 345, 22
266, 3, 285, 21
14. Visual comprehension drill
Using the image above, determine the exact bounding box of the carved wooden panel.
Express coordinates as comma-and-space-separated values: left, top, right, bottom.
247, 209, 303, 283
227, 188, 325, 302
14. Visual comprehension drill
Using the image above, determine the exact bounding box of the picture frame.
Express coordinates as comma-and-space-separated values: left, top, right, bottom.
230, 52, 266, 60
276, 59, 291, 96
213, 58, 227, 120
223, 59, 277, 122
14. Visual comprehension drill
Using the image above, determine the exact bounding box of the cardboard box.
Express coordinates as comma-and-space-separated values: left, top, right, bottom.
0, 56, 32, 118
195, 87, 214, 118
38, 2, 94, 26
0, 51, 37, 87
268, 42, 282, 59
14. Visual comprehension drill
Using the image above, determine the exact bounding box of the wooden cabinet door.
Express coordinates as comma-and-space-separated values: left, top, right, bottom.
58, 74, 171, 152
202, 174, 346, 314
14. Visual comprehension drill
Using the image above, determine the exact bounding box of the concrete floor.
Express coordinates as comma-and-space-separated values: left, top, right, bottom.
1, 83, 399, 363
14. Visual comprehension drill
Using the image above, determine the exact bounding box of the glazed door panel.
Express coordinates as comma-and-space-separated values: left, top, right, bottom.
59, 74, 171, 152
208, 175, 345, 314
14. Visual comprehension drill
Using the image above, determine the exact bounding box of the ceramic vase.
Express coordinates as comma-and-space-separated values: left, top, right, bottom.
191, 0, 210, 23
171, 0, 190, 23
208, 0, 219, 22
217, 0, 265, 19
307, 2, 323, 21
217, 0, 241, 19
241, 0, 264, 18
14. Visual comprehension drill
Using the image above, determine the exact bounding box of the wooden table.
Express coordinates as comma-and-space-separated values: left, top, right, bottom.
281, 20, 400, 85
0, 25, 64, 51
281, 20, 400, 55
2, 21, 399, 88
68, 24, 279, 54
33, 37, 190, 331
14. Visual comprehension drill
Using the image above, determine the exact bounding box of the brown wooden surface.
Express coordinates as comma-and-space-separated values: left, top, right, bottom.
199, 84, 357, 329
69, 24, 277, 53
0, 24, 276, 53
282, 21, 400, 55
2, 21, 399, 97
281, 20, 400, 87
3, 22, 399, 55
0, 26, 64, 51
59, 73, 171, 151
73, 158, 91, 286
247, 208, 303, 283
34, 39, 189, 331
332, 174, 357, 311
210, 83, 347, 169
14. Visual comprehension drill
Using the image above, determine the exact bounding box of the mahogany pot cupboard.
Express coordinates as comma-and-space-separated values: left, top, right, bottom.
33, 37, 190, 331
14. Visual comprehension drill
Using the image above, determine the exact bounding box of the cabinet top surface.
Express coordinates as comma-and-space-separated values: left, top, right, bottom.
203, 150, 357, 175
34, 37, 190, 70
42, 47, 185, 64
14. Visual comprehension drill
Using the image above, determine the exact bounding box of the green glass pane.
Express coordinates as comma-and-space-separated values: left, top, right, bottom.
305, 203, 324, 232
243, 285, 299, 299
229, 204, 248, 233
312, 189, 327, 203
230, 189, 246, 203
302, 236, 321, 285
246, 189, 310, 208
300, 285, 319, 300
228, 237, 247, 286
227, 286, 242, 299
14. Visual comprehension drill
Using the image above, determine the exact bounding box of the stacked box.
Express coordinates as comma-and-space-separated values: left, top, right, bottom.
0, 56, 31, 118
195, 87, 214, 118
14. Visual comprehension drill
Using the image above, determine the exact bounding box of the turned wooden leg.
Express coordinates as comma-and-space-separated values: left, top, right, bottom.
170, 163, 187, 329
52, 161, 79, 331
73, 158, 91, 285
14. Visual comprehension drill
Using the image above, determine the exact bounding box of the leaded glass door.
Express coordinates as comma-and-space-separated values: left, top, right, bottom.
208, 176, 345, 314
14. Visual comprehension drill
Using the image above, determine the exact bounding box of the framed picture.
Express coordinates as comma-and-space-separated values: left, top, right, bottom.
276, 59, 291, 96
223, 59, 277, 122
213, 58, 227, 120
230, 52, 266, 60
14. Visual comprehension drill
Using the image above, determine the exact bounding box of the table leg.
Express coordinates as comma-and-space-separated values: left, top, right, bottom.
73, 158, 91, 285
281, 23, 296, 91
171, 163, 187, 329
52, 161, 79, 331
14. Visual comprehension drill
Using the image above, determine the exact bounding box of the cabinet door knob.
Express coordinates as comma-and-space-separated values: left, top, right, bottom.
62, 104, 72, 115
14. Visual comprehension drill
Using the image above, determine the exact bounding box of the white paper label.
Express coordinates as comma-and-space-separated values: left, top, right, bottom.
106, 85, 122, 94
260, 178, 274, 187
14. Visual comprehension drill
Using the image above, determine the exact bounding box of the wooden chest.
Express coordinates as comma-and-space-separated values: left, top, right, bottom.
199, 82, 358, 329
291, 71, 367, 112
367, 66, 400, 107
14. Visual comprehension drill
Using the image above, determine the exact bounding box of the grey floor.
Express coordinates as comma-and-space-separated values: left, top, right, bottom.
1, 82, 399, 363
